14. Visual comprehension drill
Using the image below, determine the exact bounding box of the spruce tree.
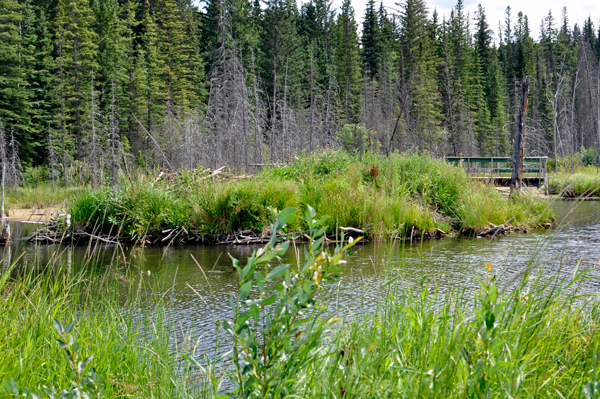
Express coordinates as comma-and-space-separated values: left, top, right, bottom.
56, 0, 98, 160
334, 0, 361, 124
361, 0, 379, 77
399, 0, 443, 151
25, 2, 56, 165
0, 0, 31, 160
120, 0, 145, 148
140, 0, 165, 148
154, 0, 198, 112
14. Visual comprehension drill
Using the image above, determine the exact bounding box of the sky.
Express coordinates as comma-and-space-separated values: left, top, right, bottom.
195, 0, 600, 40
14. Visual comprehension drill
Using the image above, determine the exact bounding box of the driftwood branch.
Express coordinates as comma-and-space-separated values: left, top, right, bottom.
202, 166, 226, 180
479, 217, 515, 238
339, 227, 365, 235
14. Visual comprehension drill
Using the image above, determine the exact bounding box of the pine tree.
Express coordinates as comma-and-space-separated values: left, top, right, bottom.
154, 0, 199, 112
361, 0, 379, 77
259, 0, 303, 160
56, 0, 98, 160
140, 0, 165, 154
24, 3, 57, 166
399, 0, 443, 151
0, 0, 31, 160
334, 0, 361, 124
120, 0, 145, 148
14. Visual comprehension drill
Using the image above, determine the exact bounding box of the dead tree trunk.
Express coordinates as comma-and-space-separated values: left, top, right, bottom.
510, 77, 530, 191
1, 163, 9, 241
48, 122, 56, 192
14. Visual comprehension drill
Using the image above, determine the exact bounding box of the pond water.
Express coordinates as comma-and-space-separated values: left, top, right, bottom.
4, 200, 600, 354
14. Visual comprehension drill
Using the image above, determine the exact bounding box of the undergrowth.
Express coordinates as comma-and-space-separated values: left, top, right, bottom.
69, 151, 554, 241
549, 166, 600, 197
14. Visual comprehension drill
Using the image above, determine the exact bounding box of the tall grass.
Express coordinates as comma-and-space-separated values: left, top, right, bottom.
0, 254, 212, 398
6, 185, 84, 210
69, 151, 554, 241
3, 207, 599, 398
214, 209, 600, 398
549, 166, 600, 197
295, 267, 600, 397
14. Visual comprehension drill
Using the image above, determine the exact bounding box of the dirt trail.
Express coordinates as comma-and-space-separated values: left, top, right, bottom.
7, 207, 58, 223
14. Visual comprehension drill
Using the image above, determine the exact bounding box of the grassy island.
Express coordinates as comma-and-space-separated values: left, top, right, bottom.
66, 151, 553, 243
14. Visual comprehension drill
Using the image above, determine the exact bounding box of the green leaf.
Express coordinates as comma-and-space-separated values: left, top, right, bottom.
267, 264, 291, 281
583, 382, 599, 399
52, 318, 64, 336
256, 251, 279, 264
238, 281, 252, 301
306, 204, 316, 219
276, 207, 297, 229
489, 283, 497, 303
182, 353, 203, 369
65, 321, 75, 335
5, 378, 18, 396
78, 356, 93, 375
485, 311, 495, 331
250, 305, 260, 322
98, 388, 114, 398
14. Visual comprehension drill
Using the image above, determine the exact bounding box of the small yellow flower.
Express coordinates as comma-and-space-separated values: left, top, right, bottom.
485, 262, 492, 272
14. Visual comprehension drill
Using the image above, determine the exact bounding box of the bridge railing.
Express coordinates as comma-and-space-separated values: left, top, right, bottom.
445, 156, 548, 192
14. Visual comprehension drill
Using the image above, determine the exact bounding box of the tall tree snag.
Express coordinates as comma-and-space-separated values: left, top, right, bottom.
510, 77, 530, 191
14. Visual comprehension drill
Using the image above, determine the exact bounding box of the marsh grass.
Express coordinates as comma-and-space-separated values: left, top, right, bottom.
6, 185, 84, 210
550, 166, 600, 197
69, 151, 553, 241
2, 204, 599, 398
295, 267, 600, 398
217, 210, 600, 398
0, 252, 212, 399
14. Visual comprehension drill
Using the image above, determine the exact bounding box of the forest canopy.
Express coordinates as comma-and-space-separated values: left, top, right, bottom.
0, 0, 599, 184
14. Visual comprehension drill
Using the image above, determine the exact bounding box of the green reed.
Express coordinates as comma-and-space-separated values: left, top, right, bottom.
0, 249, 208, 399
215, 208, 600, 398
69, 151, 554, 241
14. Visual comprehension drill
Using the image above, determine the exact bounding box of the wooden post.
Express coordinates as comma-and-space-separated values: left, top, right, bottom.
510, 78, 530, 191
544, 159, 549, 195
539, 158, 542, 188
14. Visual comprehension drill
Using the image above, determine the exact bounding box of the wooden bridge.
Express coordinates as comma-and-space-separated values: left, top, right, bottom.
446, 157, 548, 190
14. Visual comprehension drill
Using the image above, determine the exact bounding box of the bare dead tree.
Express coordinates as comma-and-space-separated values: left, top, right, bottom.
48, 122, 57, 192
202, 0, 253, 171
107, 79, 123, 184
510, 78, 530, 191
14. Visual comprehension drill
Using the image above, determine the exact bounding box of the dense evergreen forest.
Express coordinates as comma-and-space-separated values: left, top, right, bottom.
1, 0, 600, 185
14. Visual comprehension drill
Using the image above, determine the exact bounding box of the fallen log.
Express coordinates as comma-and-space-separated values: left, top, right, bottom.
339, 227, 365, 235
201, 166, 226, 180
72, 232, 118, 244
479, 217, 515, 238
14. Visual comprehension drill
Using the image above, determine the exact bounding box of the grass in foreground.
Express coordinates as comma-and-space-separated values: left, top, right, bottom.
0, 257, 213, 399
206, 208, 600, 398
69, 151, 554, 241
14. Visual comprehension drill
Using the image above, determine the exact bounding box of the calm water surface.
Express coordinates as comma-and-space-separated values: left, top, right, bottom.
5, 200, 600, 352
